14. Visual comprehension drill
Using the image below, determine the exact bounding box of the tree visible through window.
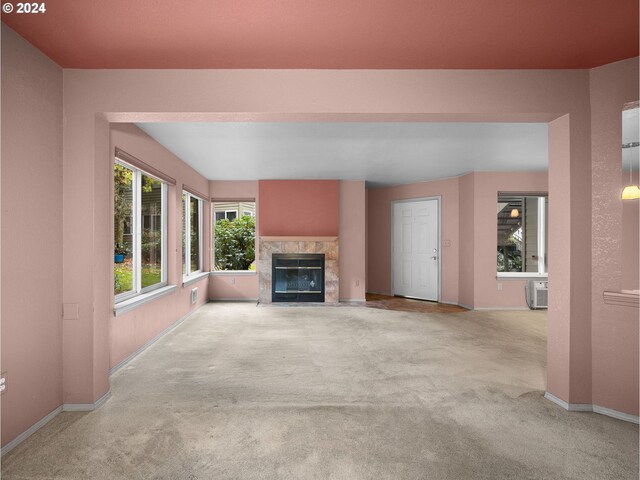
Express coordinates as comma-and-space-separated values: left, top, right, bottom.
213, 201, 256, 271
114, 161, 166, 298
183, 192, 203, 277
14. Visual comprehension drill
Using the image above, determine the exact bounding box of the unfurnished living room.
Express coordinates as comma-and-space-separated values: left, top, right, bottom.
1, 1, 639, 479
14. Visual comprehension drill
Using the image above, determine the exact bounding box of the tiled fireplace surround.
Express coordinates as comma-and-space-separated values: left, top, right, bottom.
258, 236, 339, 303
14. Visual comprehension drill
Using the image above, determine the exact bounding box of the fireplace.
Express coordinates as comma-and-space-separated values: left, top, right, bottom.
272, 253, 325, 302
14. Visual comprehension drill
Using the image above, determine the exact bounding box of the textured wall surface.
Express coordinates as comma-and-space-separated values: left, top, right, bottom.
589, 58, 639, 415
1, 26, 63, 448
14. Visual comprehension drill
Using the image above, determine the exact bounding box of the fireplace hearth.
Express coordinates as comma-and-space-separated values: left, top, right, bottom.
272, 254, 325, 302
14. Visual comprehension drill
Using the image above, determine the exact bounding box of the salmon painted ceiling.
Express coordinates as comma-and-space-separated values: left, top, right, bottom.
2, 0, 637, 69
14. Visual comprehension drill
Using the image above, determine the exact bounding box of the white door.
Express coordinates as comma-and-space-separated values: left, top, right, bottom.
392, 199, 439, 301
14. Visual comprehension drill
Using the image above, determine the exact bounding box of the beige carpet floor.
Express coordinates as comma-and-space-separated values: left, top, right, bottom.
2, 303, 638, 479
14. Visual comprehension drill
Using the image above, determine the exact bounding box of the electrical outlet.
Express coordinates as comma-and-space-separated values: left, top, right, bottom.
231, 277, 235, 285
497, 283, 503, 291
355, 280, 360, 287
0, 372, 7, 395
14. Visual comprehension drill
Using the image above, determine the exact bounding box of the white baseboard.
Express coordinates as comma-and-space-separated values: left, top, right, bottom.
2, 305, 204, 457
366, 290, 392, 296
110, 304, 203, 375
63, 390, 112, 412
474, 306, 533, 311
1, 389, 113, 457
544, 392, 640, 424
1, 405, 63, 457
339, 298, 366, 302
209, 298, 258, 302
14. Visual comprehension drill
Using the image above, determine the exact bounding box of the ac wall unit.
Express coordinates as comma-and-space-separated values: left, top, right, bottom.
527, 280, 548, 309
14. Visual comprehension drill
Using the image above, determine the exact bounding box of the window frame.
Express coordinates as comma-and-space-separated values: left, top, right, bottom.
114, 160, 168, 304
497, 193, 548, 278
212, 200, 257, 274
183, 191, 204, 279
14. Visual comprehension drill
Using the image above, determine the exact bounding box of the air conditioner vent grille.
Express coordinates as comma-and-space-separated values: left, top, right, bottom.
527, 280, 548, 309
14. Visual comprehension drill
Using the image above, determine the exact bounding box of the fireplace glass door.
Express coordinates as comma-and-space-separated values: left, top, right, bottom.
272, 254, 325, 302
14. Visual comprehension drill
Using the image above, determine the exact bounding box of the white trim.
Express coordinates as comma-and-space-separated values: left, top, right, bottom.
210, 270, 257, 276
497, 272, 548, 278
390, 196, 441, 302
63, 390, 112, 412
537, 196, 546, 274
473, 306, 532, 311
544, 392, 640, 424
1, 390, 113, 457
110, 304, 204, 375
182, 271, 209, 287
339, 299, 367, 302
114, 285, 177, 316
592, 405, 640, 424
209, 298, 259, 302
1, 405, 63, 457
114, 160, 168, 299
183, 192, 203, 276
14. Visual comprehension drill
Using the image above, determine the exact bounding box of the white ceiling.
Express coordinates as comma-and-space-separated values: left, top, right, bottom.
135, 122, 548, 187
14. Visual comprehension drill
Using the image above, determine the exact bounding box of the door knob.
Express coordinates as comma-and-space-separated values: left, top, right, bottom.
431, 256, 438, 260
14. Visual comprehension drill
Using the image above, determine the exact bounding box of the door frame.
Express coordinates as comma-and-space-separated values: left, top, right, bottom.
390, 196, 442, 302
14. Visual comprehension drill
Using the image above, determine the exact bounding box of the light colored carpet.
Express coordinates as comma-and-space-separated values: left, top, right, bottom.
2, 303, 638, 479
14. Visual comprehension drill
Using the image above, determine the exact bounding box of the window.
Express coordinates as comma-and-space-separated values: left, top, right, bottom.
215, 210, 237, 222
114, 161, 167, 300
183, 192, 203, 277
497, 194, 548, 276
213, 201, 256, 271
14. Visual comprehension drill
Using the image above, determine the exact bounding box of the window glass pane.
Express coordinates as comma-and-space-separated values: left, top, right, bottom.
114, 163, 134, 295
141, 174, 163, 289
523, 197, 539, 273
190, 196, 200, 272
497, 196, 523, 273
497, 195, 548, 274
182, 194, 187, 274
215, 211, 225, 222
214, 201, 256, 271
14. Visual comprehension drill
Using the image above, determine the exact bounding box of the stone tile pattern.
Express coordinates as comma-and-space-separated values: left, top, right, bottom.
259, 237, 339, 303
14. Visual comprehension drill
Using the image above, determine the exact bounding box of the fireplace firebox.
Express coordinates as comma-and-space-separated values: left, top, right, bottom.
272, 254, 325, 302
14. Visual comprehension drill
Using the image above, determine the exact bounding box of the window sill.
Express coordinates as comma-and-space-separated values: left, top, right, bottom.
210, 270, 257, 276
496, 273, 548, 279
182, 271, 210, 287
114, 285, 177, 317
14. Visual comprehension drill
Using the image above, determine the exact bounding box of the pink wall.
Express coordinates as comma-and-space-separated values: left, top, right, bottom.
457, 173, 475, 307
367, 177, 460, 303
1, 26, 63, 448
470, 172, 548, 309
367, 172, 548, 309
209, 180, 259, 300
3, 25, 637, 450
339, 181, 366, 301
258, 180, 339, 236
589, 58, 639, 415
53, 56, 628, 428
109, 124, 210, 369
